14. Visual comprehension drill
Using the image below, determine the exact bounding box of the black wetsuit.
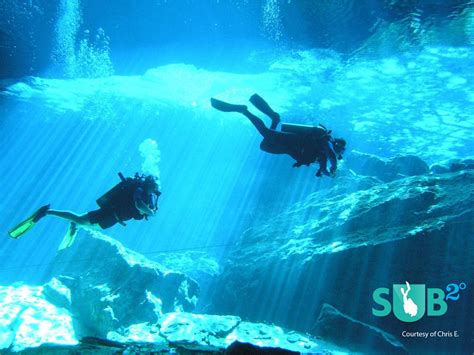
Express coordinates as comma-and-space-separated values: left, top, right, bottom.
244, 110, 338, 174
89, 185, 156, 229
297, 132, 338, 176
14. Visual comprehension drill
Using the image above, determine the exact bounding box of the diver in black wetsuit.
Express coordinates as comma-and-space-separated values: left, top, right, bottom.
8, 173, 161, 249
211, 94, 346, 177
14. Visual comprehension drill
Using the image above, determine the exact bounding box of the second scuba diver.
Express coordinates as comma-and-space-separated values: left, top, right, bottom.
211, 94, 346, 177
8, 173, 161, 250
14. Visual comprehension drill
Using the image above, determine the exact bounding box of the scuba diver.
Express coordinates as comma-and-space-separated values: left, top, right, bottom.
8, 173, 161, 249
211, 94, 346, 177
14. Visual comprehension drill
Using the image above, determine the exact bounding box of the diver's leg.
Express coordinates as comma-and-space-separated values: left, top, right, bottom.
249, 94, 280, 129
46, 209, 93, 228
260, 139, 286, 154
210, 98, 247, 113
260, 130, 301, 158
241, 110, 270, 137
211, 97, 273, 137
269, 116, 280, 130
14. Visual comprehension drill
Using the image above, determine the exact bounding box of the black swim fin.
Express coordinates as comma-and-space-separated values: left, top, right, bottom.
249, 94, 280, 129
8, 204, 50, 239
210, 98, 247, 113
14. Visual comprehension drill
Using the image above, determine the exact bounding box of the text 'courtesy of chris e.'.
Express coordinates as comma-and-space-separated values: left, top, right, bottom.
401, 330, 460, 339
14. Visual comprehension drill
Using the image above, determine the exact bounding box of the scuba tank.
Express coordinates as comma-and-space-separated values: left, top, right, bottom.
96, 172, 132, 209
96, 172, 160, 211
281, 123, 331, 139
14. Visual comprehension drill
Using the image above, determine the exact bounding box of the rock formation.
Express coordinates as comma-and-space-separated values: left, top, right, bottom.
211, 157, 473, 353
0, 232, 345, 353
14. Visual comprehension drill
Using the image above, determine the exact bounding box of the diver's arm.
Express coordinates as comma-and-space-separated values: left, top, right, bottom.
292, 151, 306, 168
293, 158, 312, 168
316, 156, 329, 177
293, 140, 313, 168
133, 188, 156, 217
135, 199, 155, 217
325, 141, 338, 175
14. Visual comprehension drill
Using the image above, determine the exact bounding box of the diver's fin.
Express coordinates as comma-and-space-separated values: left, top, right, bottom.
58, 223, 78, 251
8, 219, 36, 239
249, 94, 280, 121
8, 204, 50, 239
210, 98, 247, 113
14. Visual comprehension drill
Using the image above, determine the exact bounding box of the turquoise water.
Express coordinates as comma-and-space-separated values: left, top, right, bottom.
0, 0, 473, 353
2, 49, 472, 280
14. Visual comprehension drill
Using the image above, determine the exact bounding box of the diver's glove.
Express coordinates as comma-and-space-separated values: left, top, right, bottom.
316, 168, 331, 177
138, 203, 156, 219
329, 166, 337, 177
293, 161, 312, 168
143, 209, 156, 221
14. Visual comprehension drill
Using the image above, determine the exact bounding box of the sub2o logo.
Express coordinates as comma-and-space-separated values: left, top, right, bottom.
372, 281, 466, 322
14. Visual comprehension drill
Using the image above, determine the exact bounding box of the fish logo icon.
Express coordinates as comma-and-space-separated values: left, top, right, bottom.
400, 281, 418, 316
393, 282, 425, 322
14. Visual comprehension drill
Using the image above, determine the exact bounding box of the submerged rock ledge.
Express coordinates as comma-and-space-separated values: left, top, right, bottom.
223, 169, 473, 264
0, 233, 346, 353
212, 163, 473, 352
0, 284, 345, 354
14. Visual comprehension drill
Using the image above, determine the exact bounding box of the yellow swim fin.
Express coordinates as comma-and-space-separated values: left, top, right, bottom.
8, 205, 50, 239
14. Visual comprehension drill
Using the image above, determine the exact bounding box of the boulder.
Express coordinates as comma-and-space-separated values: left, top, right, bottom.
48, 232, 199, 337
109, 312, 343, 353
211, 169, 474, 353
0, 285, 345, 354
344, 151, 429, 182
226, 341, 298, 354
0, 283, 77, 352
430, 157, 474, 174
149, 250, 221, 298
312, 303, 406, 353
42, 277, 72, 310
107, 323, 167, 350
159, 312, 240, 351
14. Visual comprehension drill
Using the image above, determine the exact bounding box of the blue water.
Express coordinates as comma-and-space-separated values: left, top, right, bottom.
0, 0, 473, 352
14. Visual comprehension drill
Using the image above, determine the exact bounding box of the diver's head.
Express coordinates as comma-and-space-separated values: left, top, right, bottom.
144, 175, 161, 195
333, 138, 346, 160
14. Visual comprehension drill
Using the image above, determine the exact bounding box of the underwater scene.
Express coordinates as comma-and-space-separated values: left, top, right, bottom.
1, 0, 473, 353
